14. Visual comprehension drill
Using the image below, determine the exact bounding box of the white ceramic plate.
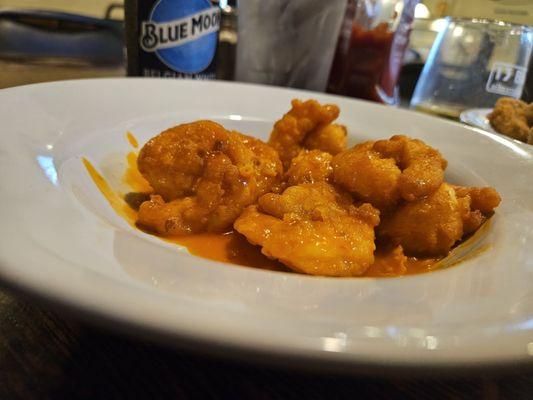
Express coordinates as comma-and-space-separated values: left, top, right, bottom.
459, 108, 495, 134
1, 79, 533, 371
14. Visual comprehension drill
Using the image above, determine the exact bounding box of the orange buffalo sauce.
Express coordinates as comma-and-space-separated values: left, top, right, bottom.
82, 132, 448, 278
82, 157, 137, 225
163, 232, 442, 277
163, 232, 288, 273
124, 151, 152, 193
126, 131, 139, 148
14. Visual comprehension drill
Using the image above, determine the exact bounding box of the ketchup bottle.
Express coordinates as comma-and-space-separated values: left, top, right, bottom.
327, 0, 418, 105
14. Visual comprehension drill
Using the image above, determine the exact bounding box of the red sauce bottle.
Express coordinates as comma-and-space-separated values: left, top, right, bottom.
327, 0, 418, 105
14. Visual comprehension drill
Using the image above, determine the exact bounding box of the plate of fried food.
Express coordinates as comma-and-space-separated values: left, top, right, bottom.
460, 97, 533, 145
0, 79, 532, 371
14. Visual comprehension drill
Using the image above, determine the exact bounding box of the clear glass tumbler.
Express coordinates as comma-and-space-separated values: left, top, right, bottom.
410, 18, 533, 119
235, 0, 347, 91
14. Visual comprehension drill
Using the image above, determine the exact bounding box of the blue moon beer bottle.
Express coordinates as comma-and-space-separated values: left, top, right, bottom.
125, 0, 220, 79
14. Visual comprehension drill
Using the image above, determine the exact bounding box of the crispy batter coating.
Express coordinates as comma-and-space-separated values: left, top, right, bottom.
285, 149, 333, 186
453, 185, 501, 215
379, 183, 464, 256
379, 183, 501, 255
304, 123, 347, 155
373, 135, 447, 201
333, 135, 447, 209
332, 141, 401, 210
137, 120, 283, 234
234, 182, 380, 277
488, 97, 533, 144
268, 99, 345, 169
453, 185, 501, 235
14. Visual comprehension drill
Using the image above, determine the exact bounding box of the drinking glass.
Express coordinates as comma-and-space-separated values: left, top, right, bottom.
410, 18, 533, 119
235, 0, 347, 91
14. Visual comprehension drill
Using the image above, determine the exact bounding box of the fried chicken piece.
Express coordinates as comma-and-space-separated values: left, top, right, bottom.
488, 97, 532, 144
268, 99, 346, 169
453, 185, 501, 235
379, 183, 464, 256
285, 149, 333, 186
137, 120, 283, 234
333, 135, 447, 209
234, 182, 380, 277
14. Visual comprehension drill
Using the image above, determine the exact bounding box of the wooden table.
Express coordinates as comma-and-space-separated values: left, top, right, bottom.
1, 287, 533, 399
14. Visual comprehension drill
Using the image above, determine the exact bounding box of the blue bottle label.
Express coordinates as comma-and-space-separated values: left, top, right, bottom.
139, 0, 220, 74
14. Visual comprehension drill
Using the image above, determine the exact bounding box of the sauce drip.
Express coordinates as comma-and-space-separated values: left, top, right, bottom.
124, 151, 152, 193
82, 132, 455, 278
82, 157, 137, 225
162, 232, 288, 272
126, 131, 139, 148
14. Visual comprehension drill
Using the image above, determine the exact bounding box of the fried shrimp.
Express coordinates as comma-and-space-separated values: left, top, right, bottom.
234, 182, 380, 277
268, 99, 345, 169
332, 141, 401, 210
137, 120, 283, 234
123, 99, 503, 278
379, 183, 500, 256
332, 135, 447, 209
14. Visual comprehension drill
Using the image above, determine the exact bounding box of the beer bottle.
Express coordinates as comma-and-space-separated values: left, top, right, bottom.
125, 0, 220, 79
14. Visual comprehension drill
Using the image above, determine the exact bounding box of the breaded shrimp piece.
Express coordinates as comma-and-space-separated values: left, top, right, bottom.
333, 135, 447, 209
137, 120, 283, 234
285, 149, 333, 186
379, 183, 464, 256
234, 182, 380, 277
332, 141, 401, 210
488, 97, 531, 143
268, 99, 342, 169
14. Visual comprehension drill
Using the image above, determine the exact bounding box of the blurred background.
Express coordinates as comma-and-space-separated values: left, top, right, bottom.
0, 0, 531, 106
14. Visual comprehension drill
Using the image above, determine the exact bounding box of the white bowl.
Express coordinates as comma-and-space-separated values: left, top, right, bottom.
0, 78, 532, 371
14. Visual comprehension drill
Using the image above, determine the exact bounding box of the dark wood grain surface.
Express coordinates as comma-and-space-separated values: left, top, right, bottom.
1, 287, 533, 400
